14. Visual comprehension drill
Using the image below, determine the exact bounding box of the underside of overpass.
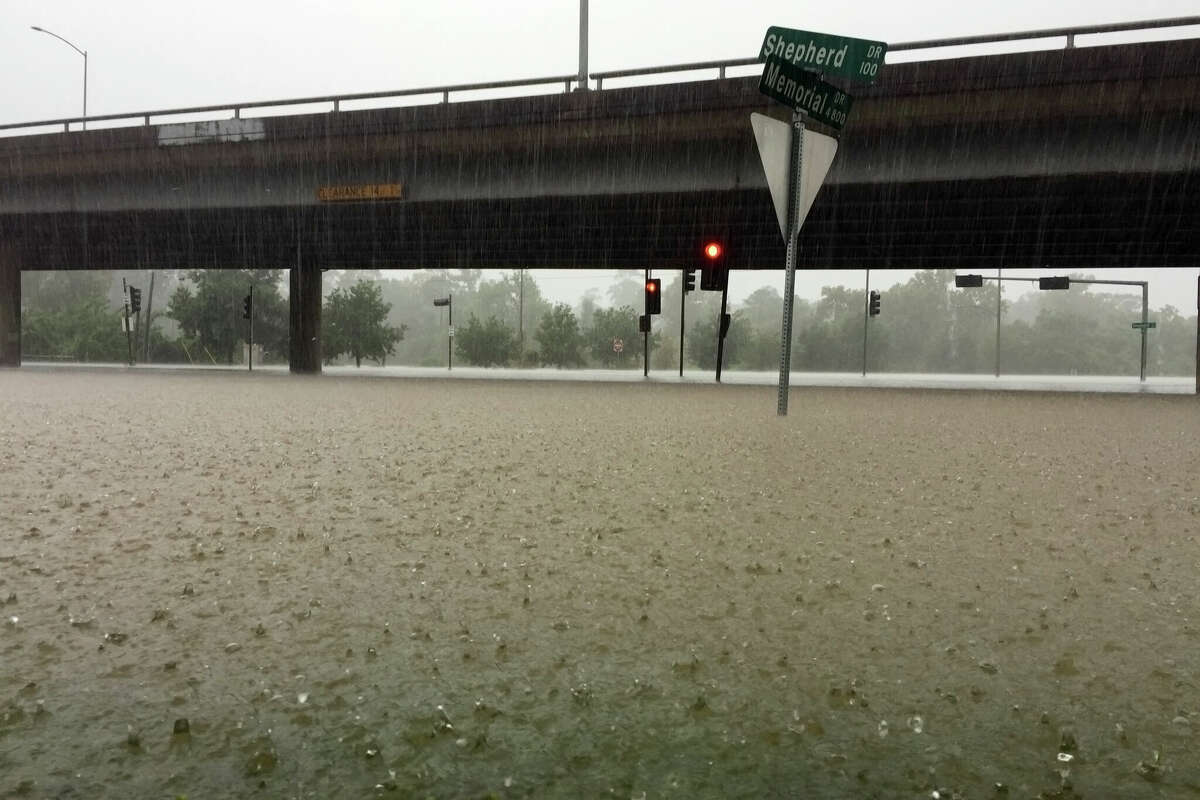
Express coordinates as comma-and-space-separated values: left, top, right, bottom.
5, 173, 1196, 271
1, 38, 1198, 370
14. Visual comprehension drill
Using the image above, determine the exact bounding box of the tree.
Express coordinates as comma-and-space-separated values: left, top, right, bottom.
738, 286, 784, 333
455, 314, 518, 366
586, 305, 644, 367
323, 280, 405, 367
22, 296, 128, 362
607, 273, 647, 311
168, 270, 287, 364
535, 303, 583, 367
688, 310, 751, 370
22, 271, 111, 313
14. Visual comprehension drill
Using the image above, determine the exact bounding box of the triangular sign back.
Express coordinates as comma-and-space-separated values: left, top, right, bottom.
751, 112, 838, 241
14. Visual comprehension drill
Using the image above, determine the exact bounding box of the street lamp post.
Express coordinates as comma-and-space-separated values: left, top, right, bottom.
433, 295, 452, 370
31, 26, 87, 130
955, 273, 1040, 377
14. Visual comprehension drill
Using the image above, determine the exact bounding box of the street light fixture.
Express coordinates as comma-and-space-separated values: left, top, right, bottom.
31, 26, 87, 130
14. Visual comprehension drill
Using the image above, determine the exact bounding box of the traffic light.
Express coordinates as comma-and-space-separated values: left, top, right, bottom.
242, 293, 253, 320
868, 290, 881, 317
683, 270, 696, 293
1039, 276, 1070, 290
645, 278, 661, 315
955, 274, 984, 288
699, 241, 727, 291
128, 287, 142, 314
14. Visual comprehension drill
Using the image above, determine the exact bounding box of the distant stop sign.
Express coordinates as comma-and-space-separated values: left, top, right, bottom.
613, 338, 624, 353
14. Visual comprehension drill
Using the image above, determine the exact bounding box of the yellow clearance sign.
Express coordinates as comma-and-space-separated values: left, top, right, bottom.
317, 183, 403, 202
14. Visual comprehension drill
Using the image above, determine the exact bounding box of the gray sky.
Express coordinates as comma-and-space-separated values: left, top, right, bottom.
4, 1, 1198, 311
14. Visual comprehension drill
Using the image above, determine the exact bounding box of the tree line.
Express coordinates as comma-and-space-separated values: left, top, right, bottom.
19, 268, 1198, 376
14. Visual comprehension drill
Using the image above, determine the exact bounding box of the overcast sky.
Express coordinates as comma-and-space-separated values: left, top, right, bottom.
4, 1, 1198, 311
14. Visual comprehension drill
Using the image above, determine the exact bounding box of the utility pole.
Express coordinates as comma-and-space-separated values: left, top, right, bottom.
518, 269, 524, 348
1195, 275, 1199, 395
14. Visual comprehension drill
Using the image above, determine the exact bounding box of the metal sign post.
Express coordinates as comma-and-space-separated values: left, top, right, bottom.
776, 110, 805, 415
756, 24, 884, 415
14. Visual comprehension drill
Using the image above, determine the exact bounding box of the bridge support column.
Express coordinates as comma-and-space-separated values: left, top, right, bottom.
0, 245, 20, 367
289, 260, 322, 373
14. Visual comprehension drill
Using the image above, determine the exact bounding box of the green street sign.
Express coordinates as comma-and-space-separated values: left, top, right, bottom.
1131, 321, 1157, 329
759, 55, 854, 129
760, 26, 887, 84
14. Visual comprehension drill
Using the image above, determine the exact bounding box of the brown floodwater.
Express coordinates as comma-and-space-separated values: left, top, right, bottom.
1, 370, 1197, 799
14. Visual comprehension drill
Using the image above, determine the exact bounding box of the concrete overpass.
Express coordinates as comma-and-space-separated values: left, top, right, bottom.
2, 24, 1198, 370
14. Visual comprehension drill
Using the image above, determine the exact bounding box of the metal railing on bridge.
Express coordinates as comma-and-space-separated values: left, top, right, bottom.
1, 16, 1197, 137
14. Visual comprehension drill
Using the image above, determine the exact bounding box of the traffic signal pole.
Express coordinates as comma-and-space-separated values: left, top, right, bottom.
861, 268, 870, 377
121, 278, 134, 366
644, 268, 650, 378
679, 269, 686, 377
715, 278, 730, 383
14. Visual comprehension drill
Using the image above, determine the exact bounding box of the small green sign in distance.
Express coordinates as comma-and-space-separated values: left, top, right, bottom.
760, 26, 887, 84
1131, 321, 1157, 329
759, 55, 854, 130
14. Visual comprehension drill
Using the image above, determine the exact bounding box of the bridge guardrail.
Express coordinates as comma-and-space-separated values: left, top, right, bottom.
590, 16, 1200, 87
1, 16, 1197, 137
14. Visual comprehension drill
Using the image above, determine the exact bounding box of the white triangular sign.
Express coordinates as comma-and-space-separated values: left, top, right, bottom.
751, 112, 838, 241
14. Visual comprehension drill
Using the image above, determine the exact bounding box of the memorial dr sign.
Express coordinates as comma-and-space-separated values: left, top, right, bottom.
759, 56, 853, 130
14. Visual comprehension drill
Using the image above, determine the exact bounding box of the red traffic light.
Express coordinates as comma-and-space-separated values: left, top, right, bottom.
704, 242, 723, 260
645, 278, 662, 314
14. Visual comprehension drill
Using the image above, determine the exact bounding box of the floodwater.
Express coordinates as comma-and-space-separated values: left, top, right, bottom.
1, 370, 1198, 799
24, 361, 1199, 395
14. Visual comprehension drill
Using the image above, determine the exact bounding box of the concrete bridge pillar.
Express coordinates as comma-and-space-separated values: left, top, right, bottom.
0, 245, 19, 367
288, 258, 322, 373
